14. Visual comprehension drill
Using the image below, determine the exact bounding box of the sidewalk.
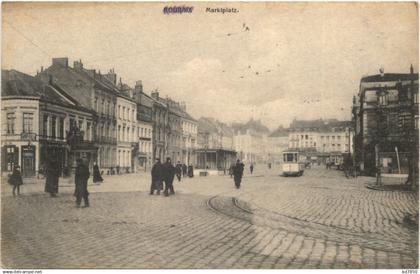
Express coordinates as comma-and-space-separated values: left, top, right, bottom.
1, 172, 150, 197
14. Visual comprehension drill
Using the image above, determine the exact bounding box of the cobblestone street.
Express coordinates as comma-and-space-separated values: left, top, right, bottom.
1, 166, 418, 269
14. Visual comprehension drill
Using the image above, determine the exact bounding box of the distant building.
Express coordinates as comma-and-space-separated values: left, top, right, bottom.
288, 119, 353, 165
179, 102, 198, 165
1, 69, 95, 177
267, 126, 289, 165
232, 119, 270, 164
352, 68, 419, 176
196, 117, 236, 172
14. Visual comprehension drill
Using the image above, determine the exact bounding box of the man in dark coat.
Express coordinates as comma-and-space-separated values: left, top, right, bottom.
45, 159, 60, 197
162, 157, 175, 196
93, 162, 103, 183
182, 164, 187, 177
175, 161, 182, 182
150, 158, 163, 195
233, 159, 244, 189
250, 163, 254, 174
75, 158, 90, 208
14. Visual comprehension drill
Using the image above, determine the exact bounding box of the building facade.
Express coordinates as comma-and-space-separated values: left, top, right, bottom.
232, 120, 270, 164
2, 69, 96, 177
179, 102, 198, 166
133, 81, 153, 172
288, 119, 353, 165
150, 91, 168, 161
196, 117, 236, 171
267, 126, 289, 165
116, 93, 137, 173
352, 68, 419, 177
40, 58, 118, 174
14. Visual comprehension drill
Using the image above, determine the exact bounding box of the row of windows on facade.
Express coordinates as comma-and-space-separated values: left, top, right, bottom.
364, 90, 419, 105
5, 112, 152, 142
363, 113, 419, 132
290, 142, 349, 149
94, 98, 136, 122
290, 134, 349, 141
6, 113, 35, 135
183, 122, 197, 134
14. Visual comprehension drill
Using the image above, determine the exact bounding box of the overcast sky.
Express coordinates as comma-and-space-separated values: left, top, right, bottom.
2, 2, 418, 129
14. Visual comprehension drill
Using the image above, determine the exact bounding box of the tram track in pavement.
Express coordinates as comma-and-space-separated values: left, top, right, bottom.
206, 194, 417, 259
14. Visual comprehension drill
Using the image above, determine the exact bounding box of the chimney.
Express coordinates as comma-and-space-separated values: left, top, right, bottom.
85, 69, 96, 79
151, 90, 159, 100
135, 80, 143, 93
52, 57, 69, 67
74, 59, 83, 70
103, 69, 117, 85
410, 64, 414, 74
40, 66, 44, 72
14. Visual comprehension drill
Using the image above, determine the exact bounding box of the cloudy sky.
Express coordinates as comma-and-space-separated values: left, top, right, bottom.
2, 2, 418, 129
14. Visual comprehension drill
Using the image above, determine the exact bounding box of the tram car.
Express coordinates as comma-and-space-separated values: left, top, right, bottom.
282, 151, 305, 176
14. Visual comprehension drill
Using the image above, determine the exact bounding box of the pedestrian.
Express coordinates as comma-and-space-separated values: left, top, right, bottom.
188, 165, 194, 178
182, 163, 187, 177
45, 159, 60, 197
250, 163, 254, 174
229, 163, 235, 178
93, 162, 103, 183
8, 165, 23, 196
175, 161, 182, 182
116, 165, 120, 175
162, 157, 176, 196
233, 159, 244, 189
150, 158, 163, 195
75, 158, 90, 208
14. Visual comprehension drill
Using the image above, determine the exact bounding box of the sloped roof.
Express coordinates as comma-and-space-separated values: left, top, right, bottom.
269, 126, 289, 137
231, 119, 270, 134
2, 69, 92, 113
198, 117, 219, 133
198, 117, 234, 136
179, 109, 197, 122
361, 73, 418, 83
289, 119, 352, 131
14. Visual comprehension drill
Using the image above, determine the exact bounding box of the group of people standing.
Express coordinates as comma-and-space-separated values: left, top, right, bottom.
150, 158, 195, 196
8, 158, 96, 208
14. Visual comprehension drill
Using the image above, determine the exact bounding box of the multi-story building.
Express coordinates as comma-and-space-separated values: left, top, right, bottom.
196, 117, 236, 172
232, 119, 270, 164
352, 68, 419, 177
179, 102, 198, 166
267, 126, 289, 165
1, 69, 96, 177
288, 119, 353, 165
115, 89, 137, 173
150, 91, 168, 161
39, 58, 118, 174
166, 98, 183, 163
133, 81, 153, 171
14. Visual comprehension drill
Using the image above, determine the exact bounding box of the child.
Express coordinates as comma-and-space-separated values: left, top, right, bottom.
8, 165, 23, 196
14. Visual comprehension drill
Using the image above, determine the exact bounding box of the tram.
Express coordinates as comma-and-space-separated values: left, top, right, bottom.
282, 151, 305, 176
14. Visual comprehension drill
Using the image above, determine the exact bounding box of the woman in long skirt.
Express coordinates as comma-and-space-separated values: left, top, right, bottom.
8, 165, 23, 196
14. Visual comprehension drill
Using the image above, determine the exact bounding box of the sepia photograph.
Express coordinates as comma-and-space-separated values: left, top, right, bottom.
1, 1, 419, 270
